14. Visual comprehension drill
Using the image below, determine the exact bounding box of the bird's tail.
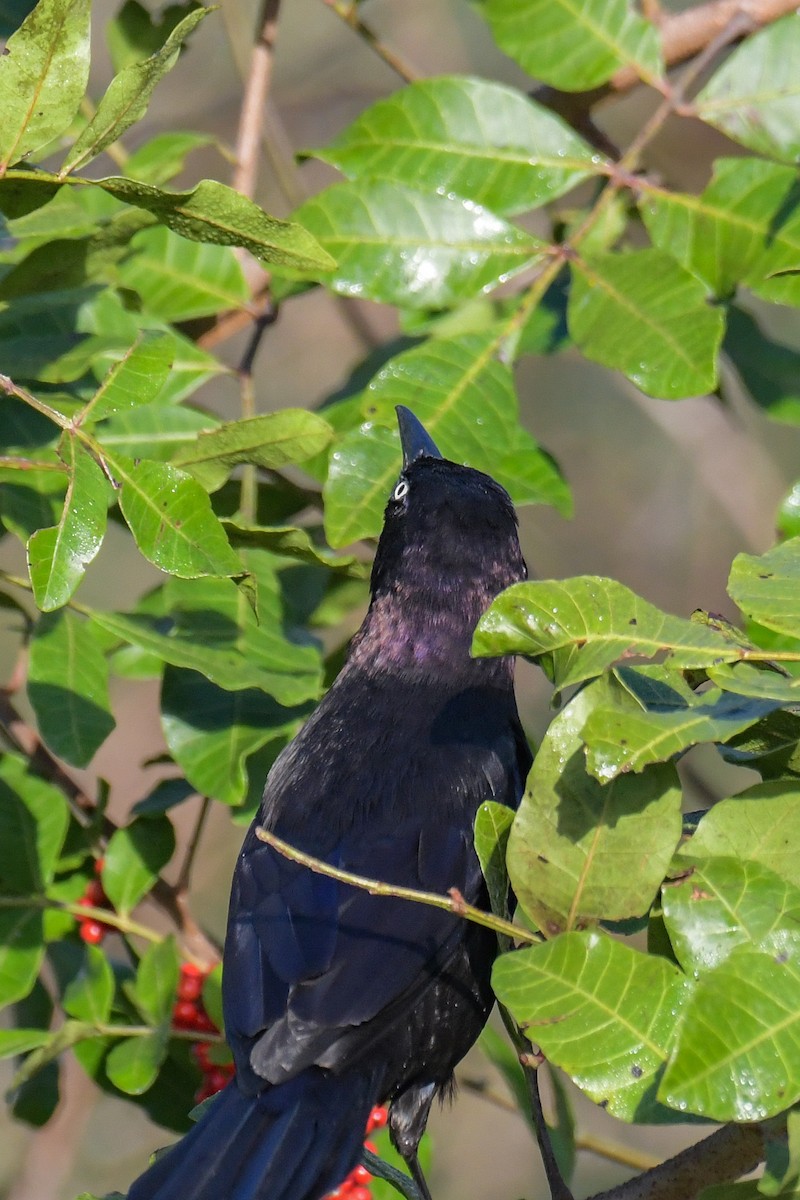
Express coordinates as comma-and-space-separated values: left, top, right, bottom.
127, 1069, 381, 1200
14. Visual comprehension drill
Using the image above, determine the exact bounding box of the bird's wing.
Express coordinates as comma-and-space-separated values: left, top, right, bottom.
224, 814, 486, 1088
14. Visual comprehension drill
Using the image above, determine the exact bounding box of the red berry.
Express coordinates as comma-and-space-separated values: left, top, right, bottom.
366, 1106, 388, 1132
181, 962, 205, 978
192, 1042, 212, 1070
94, 858, 105, 875
80, 920, 105, 945
172, 1000, 200, 1029
349, 1187, 371, 1200
192, 1010, 218, 1034
84, 880, 106, 907
194, 1081, 215, 1103
363, 1141, 377, 1156
207, 1068, 231, 1094
178, 973, 204, 1002
352, 1165, 371, 1185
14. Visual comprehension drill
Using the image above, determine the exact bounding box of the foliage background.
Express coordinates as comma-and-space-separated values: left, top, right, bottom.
0, 1, 799, 1199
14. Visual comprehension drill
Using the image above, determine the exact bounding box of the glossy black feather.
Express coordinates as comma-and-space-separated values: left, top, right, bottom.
128, 426, 530, 1200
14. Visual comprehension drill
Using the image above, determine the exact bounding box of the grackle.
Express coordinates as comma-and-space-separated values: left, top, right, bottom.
128, 406, 531, 1200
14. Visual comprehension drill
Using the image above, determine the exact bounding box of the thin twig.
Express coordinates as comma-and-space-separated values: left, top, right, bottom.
232, 0, 281, 201
320, 0, 420, 83
576, 1135, 661, 1175
176, 795, 213, 894
254, 825, 539, 944
525, 1061, 575, 1200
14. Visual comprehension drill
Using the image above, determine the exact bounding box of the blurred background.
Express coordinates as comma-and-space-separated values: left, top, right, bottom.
1, 0, 799, 1196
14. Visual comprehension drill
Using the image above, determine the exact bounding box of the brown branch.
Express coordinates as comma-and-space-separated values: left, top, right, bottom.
536, 0, 797, 135
232, 0, 280, 201
587, 1122, 766, 1200
613, 0, 799, 92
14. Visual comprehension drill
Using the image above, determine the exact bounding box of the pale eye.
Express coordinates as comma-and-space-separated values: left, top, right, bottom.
393, 479, 409, 501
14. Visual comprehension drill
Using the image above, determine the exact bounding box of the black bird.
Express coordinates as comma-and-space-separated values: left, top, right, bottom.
129, 406, 531, 1200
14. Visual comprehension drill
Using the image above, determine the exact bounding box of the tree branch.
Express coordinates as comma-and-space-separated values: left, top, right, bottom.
587, 1122, 767, 1200
320, 0, 420, 84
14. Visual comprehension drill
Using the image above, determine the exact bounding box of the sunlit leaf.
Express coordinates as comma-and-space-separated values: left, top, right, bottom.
493, 930, 687, 1122
173, 409, 333, 491
80, 330, 175, 422
61, 6, 210, 174
0, 0, 90, 171
285, 180, 543, 309
728, 538, 800, 640
117, 226, 250, 322
473, 576, 745, 691
568, 250, 723, 399
101, 816, 175, 916
681, 782, 800, 889
696, 15, 800, 162
315, 76, 604, 216
480, 0, 662, 90
508, 679, 682, 932
27, 431, 107, 610
660, 939, 800, 1121
0, 752, 68, 893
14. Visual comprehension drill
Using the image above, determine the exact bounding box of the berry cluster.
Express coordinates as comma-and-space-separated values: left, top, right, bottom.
325, 1106, 389, 1200
77, 859, 114, 945
171, 962, 234, 1103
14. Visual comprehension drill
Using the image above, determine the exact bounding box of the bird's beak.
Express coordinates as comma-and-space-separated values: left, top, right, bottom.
396, 406, 442, 468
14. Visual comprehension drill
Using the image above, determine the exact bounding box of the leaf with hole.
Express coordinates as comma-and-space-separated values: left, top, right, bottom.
473, 575, 745, 691
493, 930, 688, 1122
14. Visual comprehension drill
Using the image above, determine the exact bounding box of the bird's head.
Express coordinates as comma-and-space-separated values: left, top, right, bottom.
362, 408, 527, 665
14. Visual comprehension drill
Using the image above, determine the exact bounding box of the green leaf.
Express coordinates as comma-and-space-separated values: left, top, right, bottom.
474, 800, 515, 921
682, 782, 800, 890
707, 662, 800, 705
105, 453, 243, 579
27, 431, 107, 610
222, 522, 366, 577
124, 131, 211, 186
105, 1028, 169, 1094
723, 307, 800, 424
314, 76, 604, 216
98, 405, 219, 459
473, 576, 745, 692
662, 857, 800, 976
116, 225, 250, 321
0, 753, 68, 893
721, 708, 800, 781
201, 962, 224, 1032
284, 180, 543, 308
61, 6, 210, 174
172, 409, 333, 491
660, 939, 800, 1121
323, 331, 569, 546
10, 1018, 97, 1088
133, 936, 179, 1024
0, 1028, 50, 1057
0, 0, 91, 171
27, 610, 115, 767
161, 668, 307, 806
101, 816, 175, 916
568, 250, 723, 399
641, 159, 800, 305
778, 482, 800, 538
0, 908, 44, 1006
728, 539, 800, 639
480, 0, 662, 91
493, 931, 688, 1122
80, 330, 175, 423
93, 176, 336, 272
91, 551, 322, 704
696, 14, 800, 162
62, 943, 114, 1024
582, 667, 779, 782
508, 680, 682, 932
